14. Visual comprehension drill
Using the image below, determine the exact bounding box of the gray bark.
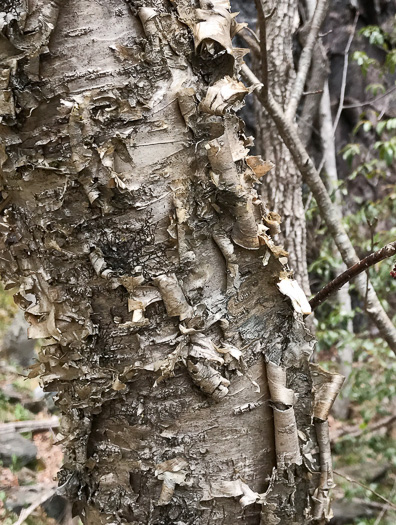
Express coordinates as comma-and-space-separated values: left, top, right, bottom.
298, 2, 329, 148
251, 0, 312, 296
0, 1, 343, 523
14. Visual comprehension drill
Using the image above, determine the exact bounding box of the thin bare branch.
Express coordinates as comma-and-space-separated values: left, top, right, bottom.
241, 63, 396, 354
330, 412, 396, 442
240, 27, 260, 58
286, 0, 330, 121
302, 89, 324, 96
374, 477, 396, 525
342, 84, 396, 109
315, 11, 359, 176
310, 240, 396, 310
254, 0, 269, 97
13, 485, 57, 525
334, 471, 396, 511
244, 26, 260, 44
0, 416, 60, 435
332, 11, 359, 135
351, 497, 396, 512
238, 27, 261, 60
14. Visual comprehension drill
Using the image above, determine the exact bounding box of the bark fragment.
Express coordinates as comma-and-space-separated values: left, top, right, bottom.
267, 362, 302, 468
278, 276, 312, 316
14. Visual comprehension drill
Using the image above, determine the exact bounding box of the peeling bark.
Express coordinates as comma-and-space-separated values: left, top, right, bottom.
0, 1, 341, 523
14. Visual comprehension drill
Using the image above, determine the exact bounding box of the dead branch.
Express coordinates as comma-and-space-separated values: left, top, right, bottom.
374, 477, 396, 525
0, 416, 60, 435
240, 27, 260, 58
342, 85, 396, 109
316, 12, 359, 176
332, 11, 359, 135
334, 471, 396, 511
254, 0, 269, 98
330, 412, 396, 443
310, 241, 396, 310
13, 485, 57, 525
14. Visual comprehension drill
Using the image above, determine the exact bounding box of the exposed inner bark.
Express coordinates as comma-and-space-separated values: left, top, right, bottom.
0, 1, 343, 523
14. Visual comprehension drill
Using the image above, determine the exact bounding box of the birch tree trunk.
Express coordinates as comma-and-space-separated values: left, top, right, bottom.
0, 1, 342, 523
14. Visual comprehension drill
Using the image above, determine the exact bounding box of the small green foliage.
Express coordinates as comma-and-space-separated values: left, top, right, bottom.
13, 402, 33, 421
348, 159, 382, 181
359, 25, 386, 47
353, 119, 373, 134
385, 117, 396, 131
341, 143, 361, 165
374, 136, 396, 165
0, 391, 34, 423
352, 51, 378, 75
365, 83, 385, 95
385, 50, 396, 74
10, 453, 24, 473
0, 492, 18, 525
0, 282, 18, 334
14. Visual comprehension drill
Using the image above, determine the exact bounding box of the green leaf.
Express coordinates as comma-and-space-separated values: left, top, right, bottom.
341, 143, 361, 165
384, 145, 394, 165
365, 83, 385, 95
385, 50, 396, 74
359, 25, 386, 47
386, 117, 396, 130
353, 120, 372, 134
376, 121, 387, 135
351, 51, 378, 76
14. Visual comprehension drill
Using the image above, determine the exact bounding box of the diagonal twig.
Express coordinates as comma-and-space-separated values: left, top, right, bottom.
334, 471, 396, 511
342, 84, 396, 109
13, 485, 57, 525
330, 412, 396, 443
316, 11, 359, 176
310, 240, 396, 310
0, 416, 60, 435
254, 0, 269, 98
373, 477, 396, 525
332, 11, 359, 136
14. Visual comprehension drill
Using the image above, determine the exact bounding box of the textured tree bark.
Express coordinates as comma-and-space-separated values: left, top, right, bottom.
0, 1, 343, 523
297, 0, 329, 148
251, 0, 311, 296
